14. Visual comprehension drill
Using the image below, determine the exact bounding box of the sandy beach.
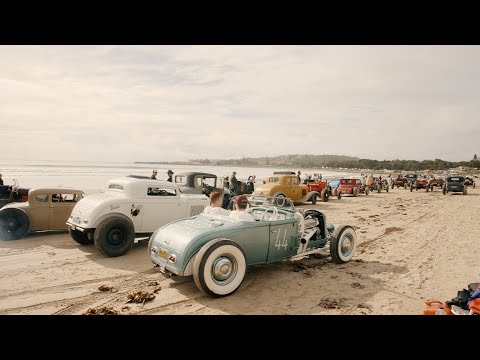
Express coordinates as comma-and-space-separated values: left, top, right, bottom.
0, 186, 478, 315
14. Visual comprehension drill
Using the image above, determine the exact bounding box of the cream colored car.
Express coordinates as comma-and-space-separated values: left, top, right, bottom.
0, 188, 84, 240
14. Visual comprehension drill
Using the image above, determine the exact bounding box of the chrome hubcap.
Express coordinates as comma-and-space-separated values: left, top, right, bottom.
213, 258, 233, 281
340, 234, 353, 256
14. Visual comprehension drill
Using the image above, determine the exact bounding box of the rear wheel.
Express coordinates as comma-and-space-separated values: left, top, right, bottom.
69, 227, 92, 245
94, 216, 135, 257
0, 208, 30, 240
321, 189, 329, 202
330, 225, 356, 264
352, 187, 358, 197
193, 240, 246, 297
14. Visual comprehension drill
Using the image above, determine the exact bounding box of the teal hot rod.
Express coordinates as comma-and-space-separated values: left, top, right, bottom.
148, 195, 357, 297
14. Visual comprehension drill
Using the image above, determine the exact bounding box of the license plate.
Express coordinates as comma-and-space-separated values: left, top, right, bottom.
71, 224, 76, 230
159, 249, 168, 259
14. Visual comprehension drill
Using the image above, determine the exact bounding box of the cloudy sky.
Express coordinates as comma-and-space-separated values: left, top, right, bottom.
1, 45, 479, 163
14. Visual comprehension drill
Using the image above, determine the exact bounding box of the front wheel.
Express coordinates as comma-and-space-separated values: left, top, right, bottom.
0, 208, 30, 240
311, 194, 317, 205
337, 191, 341, 200
94, 216, 135, 257
330, 225, 357, 264
193, 240, 247, 297
69, 227, 93, 245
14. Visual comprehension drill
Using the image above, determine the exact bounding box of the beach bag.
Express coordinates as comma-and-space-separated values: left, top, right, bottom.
446, 289, 472, 310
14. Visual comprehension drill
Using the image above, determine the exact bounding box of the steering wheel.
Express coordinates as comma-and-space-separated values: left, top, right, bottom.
260, 206, 278, 221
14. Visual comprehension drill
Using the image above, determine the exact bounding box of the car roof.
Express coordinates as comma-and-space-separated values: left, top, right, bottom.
176, 172, 217, 178
29, 188, 84, 195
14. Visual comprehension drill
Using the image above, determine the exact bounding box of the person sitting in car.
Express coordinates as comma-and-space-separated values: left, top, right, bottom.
229, 195, 254, 221
203, 191, 231, 216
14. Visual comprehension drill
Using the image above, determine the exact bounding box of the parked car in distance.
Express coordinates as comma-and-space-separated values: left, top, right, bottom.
405, 174, 418, 188
66, 176, 210, 257
148, 195, 357, 297
305, 179, 341, 200
337, 178, 369, 197
253, 172, 322, 204
0, 188, 84, 240
443, 176, 467, 195
0, 180, 30, 209
392, 175, 408, 189
428, 177, 444, 191
411, 176, 429, 192
464, 176, 476, 188
175, 172, 232, 209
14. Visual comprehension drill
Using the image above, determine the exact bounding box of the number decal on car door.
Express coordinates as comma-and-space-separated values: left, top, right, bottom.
274, 228, 288, 250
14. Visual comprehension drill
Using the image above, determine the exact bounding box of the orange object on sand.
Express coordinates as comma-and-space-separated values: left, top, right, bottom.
469, 298, 480, 315
423, 300, 453, 315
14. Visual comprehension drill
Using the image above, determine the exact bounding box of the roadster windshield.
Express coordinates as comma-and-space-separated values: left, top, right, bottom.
245, 195, 294, 211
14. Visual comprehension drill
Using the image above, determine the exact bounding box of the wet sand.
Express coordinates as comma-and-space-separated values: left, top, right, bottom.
0, 186, 479, 315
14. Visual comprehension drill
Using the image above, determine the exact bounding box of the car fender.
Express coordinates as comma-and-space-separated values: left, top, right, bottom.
91, 212, 135, 230
299, 191, 319, 203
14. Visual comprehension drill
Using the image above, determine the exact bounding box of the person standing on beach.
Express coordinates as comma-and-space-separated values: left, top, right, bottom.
0, 174, 3, 185
167, 170, 174, 182
297, 171, 302, 184
230, 171, 240, 195
150, 170, 157, 180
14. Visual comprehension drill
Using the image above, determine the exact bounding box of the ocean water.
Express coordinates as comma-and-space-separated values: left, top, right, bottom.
0, 160, 356, 193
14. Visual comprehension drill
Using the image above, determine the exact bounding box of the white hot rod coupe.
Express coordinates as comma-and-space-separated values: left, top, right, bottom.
148, 195, 357, 297
66, 176, 209, 257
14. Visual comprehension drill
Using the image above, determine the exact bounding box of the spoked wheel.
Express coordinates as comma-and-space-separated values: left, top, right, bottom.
0, 208, 30, 240
321, 189, 329, 202
275, 195, 286, 207
193, 240, 247, 297
330, 225, 357, 264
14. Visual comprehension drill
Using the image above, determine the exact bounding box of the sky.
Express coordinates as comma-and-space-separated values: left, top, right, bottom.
1, 45, 479, 163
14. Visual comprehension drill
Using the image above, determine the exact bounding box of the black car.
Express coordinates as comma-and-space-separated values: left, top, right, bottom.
404, 174, 418, 188
464, 176, 476, 188
443, 176, 467, 195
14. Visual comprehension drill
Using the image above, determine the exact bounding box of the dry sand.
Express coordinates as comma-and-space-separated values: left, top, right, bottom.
0, 186, 479, 315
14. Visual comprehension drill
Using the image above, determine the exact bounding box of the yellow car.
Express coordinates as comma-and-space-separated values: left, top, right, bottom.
253, 172, 326, 204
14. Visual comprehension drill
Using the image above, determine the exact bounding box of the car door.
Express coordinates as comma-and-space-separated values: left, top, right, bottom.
28, 193, 51, 231
49, 193, 78, 230
290, 176, 301, 200
140, 186, 188, 233
267, 218, 297, 262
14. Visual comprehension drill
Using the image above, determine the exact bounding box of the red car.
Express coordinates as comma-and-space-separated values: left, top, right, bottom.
392, 176, 408, 188
305, 180, 341, 201
337, 178, 369, 197
411, 177, 429, 192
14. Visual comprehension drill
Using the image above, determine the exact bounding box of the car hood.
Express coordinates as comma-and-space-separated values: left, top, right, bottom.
151, 213, 257, 252
253, 183, 276, 194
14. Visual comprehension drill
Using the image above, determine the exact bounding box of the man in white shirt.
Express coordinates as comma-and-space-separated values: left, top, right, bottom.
203, 191, 231, 216
229, 195, 255, 221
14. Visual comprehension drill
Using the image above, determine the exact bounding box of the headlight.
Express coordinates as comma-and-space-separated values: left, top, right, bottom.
150, 246, 157, 255
168, 254, 176, 264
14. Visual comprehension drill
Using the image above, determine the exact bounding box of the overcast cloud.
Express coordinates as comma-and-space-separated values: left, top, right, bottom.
1, 45, 479, 162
